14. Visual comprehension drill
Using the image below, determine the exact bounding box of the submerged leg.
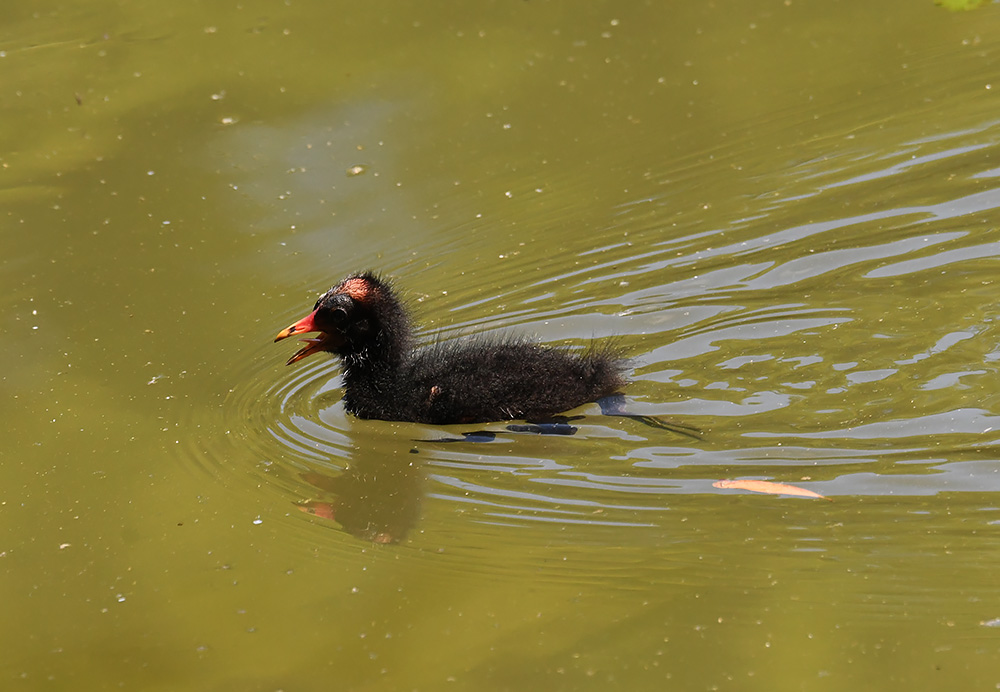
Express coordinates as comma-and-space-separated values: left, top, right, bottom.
422, 400, 702, 443
427, 430, 498, 443
506, 415, 583, 436
597, 395, 703, 440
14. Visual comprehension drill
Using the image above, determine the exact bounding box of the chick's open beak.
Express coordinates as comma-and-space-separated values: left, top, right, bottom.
275, 309, 341, 365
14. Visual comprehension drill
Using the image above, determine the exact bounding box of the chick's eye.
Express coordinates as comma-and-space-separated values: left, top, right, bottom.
316, 305, 348, 331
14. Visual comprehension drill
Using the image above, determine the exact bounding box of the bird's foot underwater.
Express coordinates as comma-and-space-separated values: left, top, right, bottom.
420, 401, 701, 443
597, 394, 703, 440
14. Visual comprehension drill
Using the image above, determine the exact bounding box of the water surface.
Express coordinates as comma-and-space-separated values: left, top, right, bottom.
3, 1, 1000, 689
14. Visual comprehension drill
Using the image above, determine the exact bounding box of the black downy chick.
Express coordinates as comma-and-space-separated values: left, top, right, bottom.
274, 271, 630, 425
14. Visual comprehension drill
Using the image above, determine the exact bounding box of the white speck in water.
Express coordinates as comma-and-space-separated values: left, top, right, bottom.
252, 516, 263, 525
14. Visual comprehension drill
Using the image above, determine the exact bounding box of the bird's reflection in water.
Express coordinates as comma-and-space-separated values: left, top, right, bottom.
294, 398, 700, 544
296, 453, 425, 544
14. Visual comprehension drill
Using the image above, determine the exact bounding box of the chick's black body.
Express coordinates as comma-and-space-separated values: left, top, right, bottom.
275, 272, 628, 424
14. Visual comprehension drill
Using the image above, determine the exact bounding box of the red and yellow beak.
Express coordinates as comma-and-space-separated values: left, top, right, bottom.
274, 309, 342, 365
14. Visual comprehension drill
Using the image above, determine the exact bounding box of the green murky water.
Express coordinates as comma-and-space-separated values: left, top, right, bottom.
4, 1, 1000, 689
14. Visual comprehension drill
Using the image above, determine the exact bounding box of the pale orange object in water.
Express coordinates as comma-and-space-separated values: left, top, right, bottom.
713, 479, 830, 501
